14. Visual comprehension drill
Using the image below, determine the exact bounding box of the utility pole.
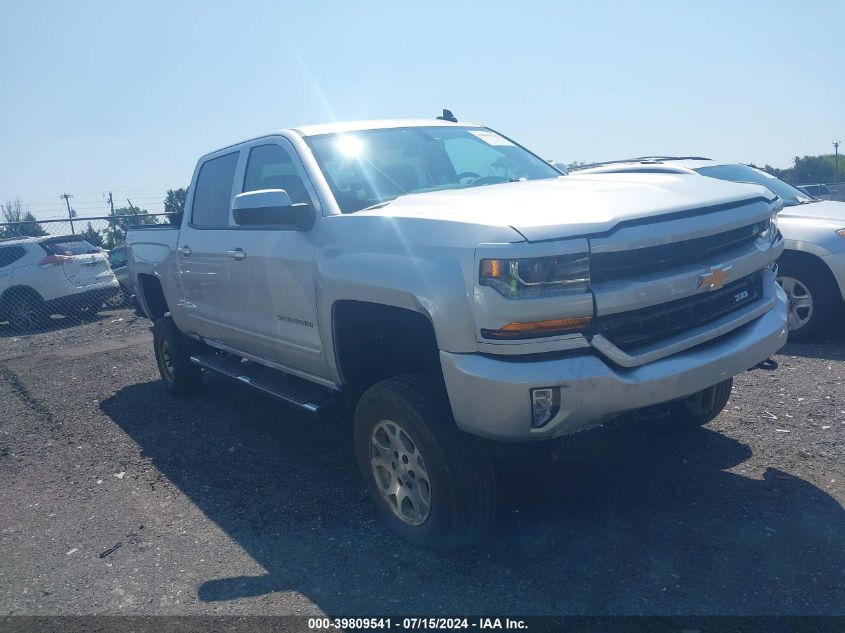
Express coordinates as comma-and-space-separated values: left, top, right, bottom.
834, 141, 841, 182
60, 193, 76, 234
107, 192, 115, 247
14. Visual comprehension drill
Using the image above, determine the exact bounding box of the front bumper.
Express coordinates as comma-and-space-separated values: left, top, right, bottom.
440, 283, 788, 442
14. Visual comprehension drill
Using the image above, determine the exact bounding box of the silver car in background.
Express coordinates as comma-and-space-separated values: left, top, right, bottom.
573, 158, 845, 340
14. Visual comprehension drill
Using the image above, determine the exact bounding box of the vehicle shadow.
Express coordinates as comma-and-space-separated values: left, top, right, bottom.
0, 313, 108, 338
101, 380, 845, 615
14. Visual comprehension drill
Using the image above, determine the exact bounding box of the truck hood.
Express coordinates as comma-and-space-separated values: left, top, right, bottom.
778, 199, 845, 223
363, 173, 775, 242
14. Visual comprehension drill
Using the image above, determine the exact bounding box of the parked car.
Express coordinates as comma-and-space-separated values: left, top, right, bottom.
0, 235, 120, 329
105, 245, 133, 308
797, 183, 832, 201
572, 158, 845, 341
127, 118, 786, 550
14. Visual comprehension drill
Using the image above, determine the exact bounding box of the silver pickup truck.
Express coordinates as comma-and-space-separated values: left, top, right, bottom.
128, 117, 788, 549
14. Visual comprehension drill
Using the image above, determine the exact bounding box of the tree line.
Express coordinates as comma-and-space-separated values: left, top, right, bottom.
753, 154, 842, 185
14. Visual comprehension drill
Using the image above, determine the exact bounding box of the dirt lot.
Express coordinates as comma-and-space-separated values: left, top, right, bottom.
0, 309, 843, 616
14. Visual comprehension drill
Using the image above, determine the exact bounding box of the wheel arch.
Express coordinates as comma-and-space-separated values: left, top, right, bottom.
136, 273, 169, 320
332, 300, 443, 392
0, 285, 45, 312
778, 249, 842, 306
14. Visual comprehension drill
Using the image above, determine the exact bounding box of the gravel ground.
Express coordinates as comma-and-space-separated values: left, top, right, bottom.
0, 309, 843, 616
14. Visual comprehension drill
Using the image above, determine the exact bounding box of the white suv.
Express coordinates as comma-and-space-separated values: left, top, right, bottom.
0, 235, 120, 329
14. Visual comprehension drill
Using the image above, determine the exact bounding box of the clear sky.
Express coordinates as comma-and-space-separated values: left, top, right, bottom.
1, 0, 842, 220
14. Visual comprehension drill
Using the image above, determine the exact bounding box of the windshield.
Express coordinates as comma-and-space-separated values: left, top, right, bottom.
693, 164, 814, 207
305, 126, 562, 212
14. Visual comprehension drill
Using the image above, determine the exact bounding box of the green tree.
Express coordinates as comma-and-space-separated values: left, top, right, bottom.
164, 187, 187, 224
103, 206, 160, 248
1, 199, 48, 237
80, 222, 104, 248
759, 154, 842, 185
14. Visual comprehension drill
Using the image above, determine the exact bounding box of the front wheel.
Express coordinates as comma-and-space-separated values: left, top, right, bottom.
153, 316, 202, 396
777, 259, 838, 342
353, 375, 496, 551
668, 378, 733, 428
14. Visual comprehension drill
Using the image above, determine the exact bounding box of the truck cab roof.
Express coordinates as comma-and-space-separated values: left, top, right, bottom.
292, 118, 477, 137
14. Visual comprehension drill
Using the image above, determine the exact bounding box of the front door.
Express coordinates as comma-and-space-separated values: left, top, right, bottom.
223, 139, 327, 379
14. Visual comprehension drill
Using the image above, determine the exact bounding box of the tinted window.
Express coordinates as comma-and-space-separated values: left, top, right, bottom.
305, 126, 560, 212
43, 239, 99, 255
693, 164, 813, 207
192, 152, 239, 227
0, 245, 26, 268
109, 247, 127, 268
243, 144, 311, 204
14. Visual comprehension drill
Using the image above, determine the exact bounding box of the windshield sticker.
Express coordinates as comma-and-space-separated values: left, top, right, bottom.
469, 130, 516, 147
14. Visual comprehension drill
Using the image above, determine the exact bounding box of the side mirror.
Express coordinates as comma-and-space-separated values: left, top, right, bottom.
231, 189, 315, 230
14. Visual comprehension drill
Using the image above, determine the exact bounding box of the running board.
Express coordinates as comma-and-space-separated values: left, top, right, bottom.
189, 352, 337, 415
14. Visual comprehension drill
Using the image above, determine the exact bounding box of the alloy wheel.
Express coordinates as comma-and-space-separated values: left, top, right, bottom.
370, 419, 432, 526
777, 275, 814, 332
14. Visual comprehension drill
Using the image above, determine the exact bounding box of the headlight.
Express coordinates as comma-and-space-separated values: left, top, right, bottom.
759, 213, 780, 244
480, 253, 590, 299
836, 228, 845, 238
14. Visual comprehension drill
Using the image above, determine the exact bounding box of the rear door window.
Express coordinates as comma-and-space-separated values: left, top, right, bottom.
191, 152, 239, 227
0, 245, 26, 268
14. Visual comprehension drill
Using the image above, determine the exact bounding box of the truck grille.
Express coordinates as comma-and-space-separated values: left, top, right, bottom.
591, 222, 764, 283
593, 273, 763, 351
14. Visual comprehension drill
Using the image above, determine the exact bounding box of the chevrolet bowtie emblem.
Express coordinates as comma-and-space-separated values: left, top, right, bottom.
698, 265, 732, 290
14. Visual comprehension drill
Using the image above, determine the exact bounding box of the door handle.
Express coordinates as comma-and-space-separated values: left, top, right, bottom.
178, 245, 192, 256
226, 248, 246, 261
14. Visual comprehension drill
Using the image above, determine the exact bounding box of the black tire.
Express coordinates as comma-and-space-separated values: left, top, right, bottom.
353, 374, 496, 551
153, 316, 202, 396
777, 258, 839, 342
668, 378, 733, 428
4, 288, 47, 331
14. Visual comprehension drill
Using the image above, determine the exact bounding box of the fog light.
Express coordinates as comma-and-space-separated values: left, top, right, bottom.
531, 387, 560, 428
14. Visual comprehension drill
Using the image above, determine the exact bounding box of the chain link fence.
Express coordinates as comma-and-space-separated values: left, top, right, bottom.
823, 182, 845, 202
0, 214, 174, 330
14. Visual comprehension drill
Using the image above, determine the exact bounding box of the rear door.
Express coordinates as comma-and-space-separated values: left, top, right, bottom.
177, 150, 240, 342
41, 237, 115, 288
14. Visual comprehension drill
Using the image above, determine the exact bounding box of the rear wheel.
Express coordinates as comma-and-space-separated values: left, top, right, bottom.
72, 301, 103, 319
668, 378, 733, 428
104, 286, 130, 309
353, 374, 496, 550
153, 316, 202, 396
